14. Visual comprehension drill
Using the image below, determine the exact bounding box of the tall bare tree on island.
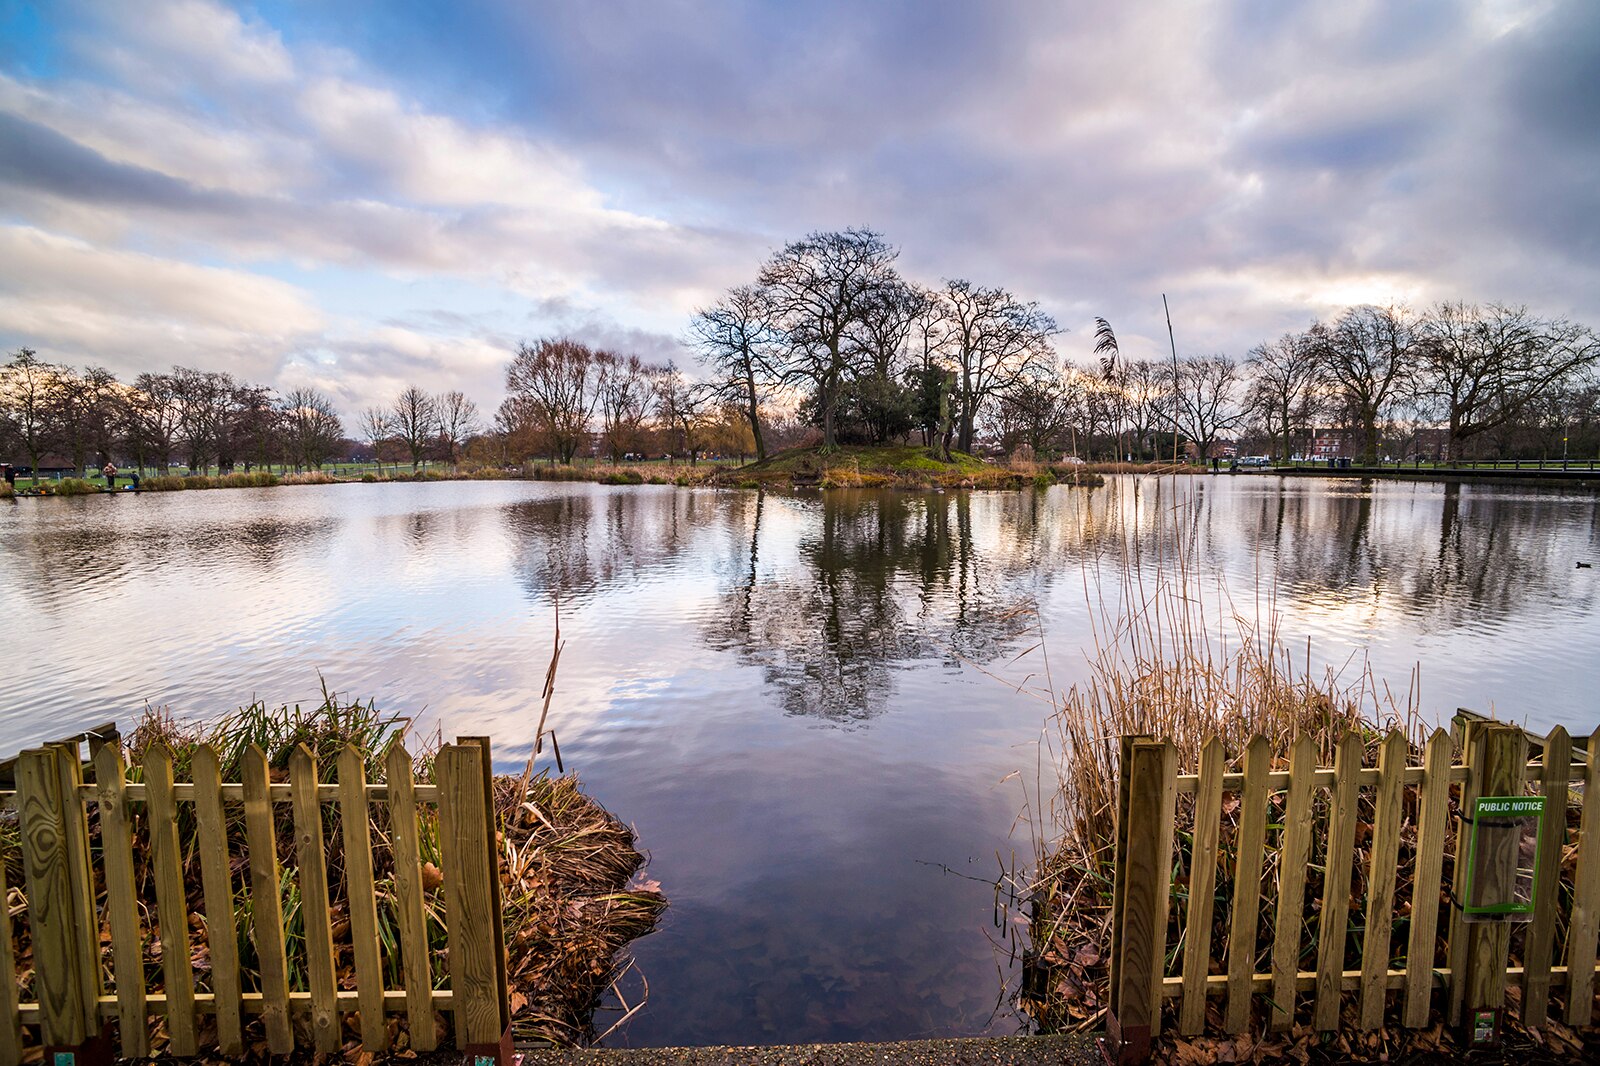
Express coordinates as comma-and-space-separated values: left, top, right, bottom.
690, 285, 777, 462
758, 229, 901, 450
939, 279, 1059, 454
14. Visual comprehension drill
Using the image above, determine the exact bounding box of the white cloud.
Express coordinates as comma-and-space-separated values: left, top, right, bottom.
0, 225, 324, 380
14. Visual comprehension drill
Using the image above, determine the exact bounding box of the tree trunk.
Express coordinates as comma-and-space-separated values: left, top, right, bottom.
1362, 409, 1379, 463
745, 372, 766, 462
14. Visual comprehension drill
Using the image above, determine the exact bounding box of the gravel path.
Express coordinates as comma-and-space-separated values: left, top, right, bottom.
520, 1034, 1100, 1066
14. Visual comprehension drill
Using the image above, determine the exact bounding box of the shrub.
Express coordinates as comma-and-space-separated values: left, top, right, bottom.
600, 470, 644, 485
280, 471, 335, 485
51, 477, 98, 495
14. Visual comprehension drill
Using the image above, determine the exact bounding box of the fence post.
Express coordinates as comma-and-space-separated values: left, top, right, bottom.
438, 743, 513, 1066
1103, 736, 1176, 1066
1458, 723, 1527, 1047
15, 749, 111, 1066
460, 737, 512, 1043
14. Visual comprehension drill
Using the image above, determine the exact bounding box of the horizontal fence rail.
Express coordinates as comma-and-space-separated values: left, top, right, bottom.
0, 734, 512, 1065
1104, 720, 1600, 1064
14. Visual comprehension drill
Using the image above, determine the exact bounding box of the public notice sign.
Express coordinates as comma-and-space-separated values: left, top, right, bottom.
1462, 794, 1545, 922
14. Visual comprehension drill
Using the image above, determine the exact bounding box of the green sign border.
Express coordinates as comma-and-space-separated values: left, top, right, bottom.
1462, 794, 1545, 917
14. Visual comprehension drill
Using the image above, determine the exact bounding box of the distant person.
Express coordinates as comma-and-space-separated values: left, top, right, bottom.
102, 461, 117, 491
130, 472, 141, 492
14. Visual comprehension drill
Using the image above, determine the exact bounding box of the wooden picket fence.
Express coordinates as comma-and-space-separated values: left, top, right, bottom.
0, 730, 513, 1065
1105, 717, 1600, 1063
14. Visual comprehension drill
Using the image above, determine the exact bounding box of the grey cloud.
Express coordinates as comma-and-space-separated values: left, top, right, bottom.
0, 111, 247, 213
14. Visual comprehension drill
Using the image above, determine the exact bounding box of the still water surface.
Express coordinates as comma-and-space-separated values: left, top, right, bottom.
3, 476, 1597, 1045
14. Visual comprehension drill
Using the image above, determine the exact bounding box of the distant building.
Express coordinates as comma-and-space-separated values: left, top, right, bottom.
2, 452, 81, 479
1310, 429, 1356, 459
1408, 427, 1449, 461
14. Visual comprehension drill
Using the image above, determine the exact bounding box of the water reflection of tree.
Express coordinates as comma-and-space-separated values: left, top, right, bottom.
705, 490, 1045, 725
4, 503, 335, 605
504, 488, 736, 605
1229, 481, 1599, 628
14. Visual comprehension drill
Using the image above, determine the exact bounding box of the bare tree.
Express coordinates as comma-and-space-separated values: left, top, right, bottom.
653, 362, 710, 465
992, 363, 1081, 457
690, 285, 778, 461
53, 366, 120, 474
230, 383, 281, 471
280, 387, 343, 471
1165, 353, 1247, 463
1246, 325, 1326, 461
1120, 359, 1169, 461
129, 371, 183, 473
1418, 303, 1600, 459
1322, 305, 1421, 462
390, 385, 439, 472
436, 390, 481, 470
358, 407, 391, 473
939, 279, 1059, 453
758, 228, 902, 449
0, 348, 63, 475
494, 393, 544, 464
593, 352, 654, 462
504, 339, 598, 464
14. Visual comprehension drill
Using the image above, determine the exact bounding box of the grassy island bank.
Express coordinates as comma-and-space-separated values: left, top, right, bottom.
8, 447, 1111, 497
707, 445, 1106, 490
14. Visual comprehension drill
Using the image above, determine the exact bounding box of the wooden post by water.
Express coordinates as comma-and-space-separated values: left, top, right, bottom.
1104, 736, 1176, 1066
92, 744, 148, 1058
144, 744, 198, 1057
15, 749, 96, 1060
290, 745, 341, 1054
338, 745, 388, 1051
438, 742, 512, 1064
242, 745, 293, 1054
1522, 727, 1571, 1028
1268, 735, 1316, 1032
1224, 736, 1270, 1033
1566, 725, 1600, 1027
1459, 723, 1527, 1046
0, 780, 24, 1066
385, 741, 437, 1052
1402, 728, 1452, 1028
1313, 732, 1363, 1032
1178, 737, 1224, 1036
190, 745, 244, 1056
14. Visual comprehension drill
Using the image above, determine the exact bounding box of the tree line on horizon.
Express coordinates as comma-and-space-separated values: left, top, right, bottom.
7, 227, 1600, 475
686, 228, 1600, 466
0, 353, 491, 476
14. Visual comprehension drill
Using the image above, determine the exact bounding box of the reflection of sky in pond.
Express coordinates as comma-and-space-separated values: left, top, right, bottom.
2, 476, 1597, 1045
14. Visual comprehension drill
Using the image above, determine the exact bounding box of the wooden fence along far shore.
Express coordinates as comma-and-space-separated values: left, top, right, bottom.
1104, 717, 1600, 1064
0, 732, 513, 1065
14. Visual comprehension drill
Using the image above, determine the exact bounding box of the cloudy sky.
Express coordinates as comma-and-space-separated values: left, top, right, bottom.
2, 0, 1597, 418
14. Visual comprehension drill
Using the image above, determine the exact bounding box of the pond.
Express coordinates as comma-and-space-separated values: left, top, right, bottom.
2, 475, 1597, 1045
